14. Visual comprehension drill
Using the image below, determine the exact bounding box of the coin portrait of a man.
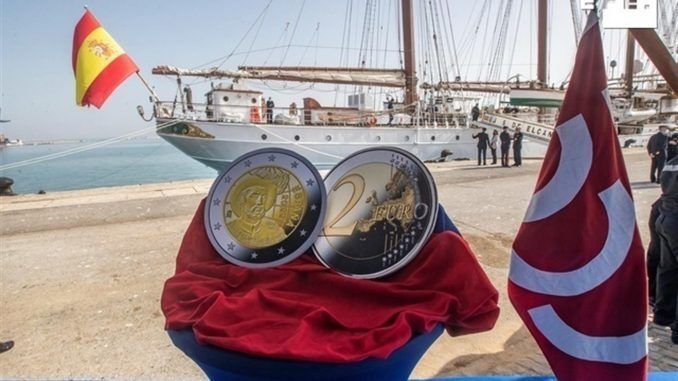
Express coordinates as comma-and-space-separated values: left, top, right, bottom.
226, 175, 287, 248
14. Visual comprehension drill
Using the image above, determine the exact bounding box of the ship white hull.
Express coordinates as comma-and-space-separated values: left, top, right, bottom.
156, 119, 550, 171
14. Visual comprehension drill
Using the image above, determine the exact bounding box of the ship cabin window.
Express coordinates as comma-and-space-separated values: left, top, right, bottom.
294, 135, 300, 141
431, 136, 436, 141
223, 96, 229, 102
325, 135, 332, 141
261, 134, 267, 140
251, 98, 258, 104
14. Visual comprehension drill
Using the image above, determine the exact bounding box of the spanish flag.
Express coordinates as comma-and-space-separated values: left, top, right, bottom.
73, 10, 138, 108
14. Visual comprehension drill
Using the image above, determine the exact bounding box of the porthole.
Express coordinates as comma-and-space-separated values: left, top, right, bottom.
251, 98, 258, 104
431, 136, 436, 141
261, 134, 267, 140
376, 136, 381, 141
294, 135, 300, 141
404, 135, 410, 141
222, 96, 229, 102
325, 135, 332, 141
455, 135, 460, 141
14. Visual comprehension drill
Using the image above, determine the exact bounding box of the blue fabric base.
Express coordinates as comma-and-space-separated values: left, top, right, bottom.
169, 324, 444, 381
435, 204, 460, 235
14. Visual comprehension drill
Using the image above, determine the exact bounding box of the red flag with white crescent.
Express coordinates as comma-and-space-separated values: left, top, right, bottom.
508, 11, 648, 381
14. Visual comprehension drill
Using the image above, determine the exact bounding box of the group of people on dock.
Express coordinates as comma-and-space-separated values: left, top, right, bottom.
646, 125, 678, 346
472, 126, 523, 167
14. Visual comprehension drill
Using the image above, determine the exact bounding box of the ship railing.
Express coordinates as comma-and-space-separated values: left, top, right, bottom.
155, 101, 469, 129
488, 109, 558, 127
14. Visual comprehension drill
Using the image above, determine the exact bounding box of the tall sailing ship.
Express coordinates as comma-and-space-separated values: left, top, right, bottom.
147, 0, 676, 171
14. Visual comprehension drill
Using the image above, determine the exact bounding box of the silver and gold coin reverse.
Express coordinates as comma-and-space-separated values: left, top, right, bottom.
313, 147, 438, 279
205, 148, 326, 268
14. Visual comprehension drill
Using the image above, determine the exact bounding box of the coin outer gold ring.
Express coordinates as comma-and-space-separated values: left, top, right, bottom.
205, 148, 326, 268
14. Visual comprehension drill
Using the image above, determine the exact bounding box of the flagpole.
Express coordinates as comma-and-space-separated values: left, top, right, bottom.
135, 72, 161, 104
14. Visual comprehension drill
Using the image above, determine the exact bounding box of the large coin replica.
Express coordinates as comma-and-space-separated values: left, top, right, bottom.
313, 147, 438, 279
205, 148, 326, 268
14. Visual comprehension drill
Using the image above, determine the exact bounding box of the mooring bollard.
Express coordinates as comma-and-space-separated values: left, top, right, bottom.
0, 177, 16, 196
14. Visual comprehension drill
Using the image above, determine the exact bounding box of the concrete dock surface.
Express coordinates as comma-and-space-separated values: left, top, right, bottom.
1, 147, 676, 379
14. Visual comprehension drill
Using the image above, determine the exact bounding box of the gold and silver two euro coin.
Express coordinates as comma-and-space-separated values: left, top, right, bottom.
205, 148, 326, 268
313, 147, 438, 279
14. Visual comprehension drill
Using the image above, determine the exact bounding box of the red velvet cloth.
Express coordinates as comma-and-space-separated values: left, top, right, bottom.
161, 200, 500, 363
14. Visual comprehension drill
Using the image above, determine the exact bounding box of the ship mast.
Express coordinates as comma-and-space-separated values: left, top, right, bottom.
537, 0, 548, 87
401, 0, 417, 106
629, 28, 678, 95
624, 31, 635, 96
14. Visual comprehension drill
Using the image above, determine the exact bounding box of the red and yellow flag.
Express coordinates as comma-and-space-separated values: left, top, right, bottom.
72, 10, 138, 108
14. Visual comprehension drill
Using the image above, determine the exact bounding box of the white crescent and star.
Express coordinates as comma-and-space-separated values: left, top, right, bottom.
509, 107, 646, 364
523, 114, 593, 223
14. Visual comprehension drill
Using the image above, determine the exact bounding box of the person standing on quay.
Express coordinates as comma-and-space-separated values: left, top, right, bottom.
647, 125, 669, 183
667, 132, 678, 161
266, 97, 275, 124
489, 130, 499, 165
472, 128, 490, 166
386, 96, 395, 126
512, 127, 523, 167
647, 198, 662, 307
471, 103, 480, 122
500, 126, 511, 167
654, 156, 678, 344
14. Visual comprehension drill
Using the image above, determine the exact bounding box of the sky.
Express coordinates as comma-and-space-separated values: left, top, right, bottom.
0, 0, 645, 141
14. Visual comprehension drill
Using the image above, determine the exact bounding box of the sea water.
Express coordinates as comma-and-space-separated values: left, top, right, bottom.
0, 138, 217, 194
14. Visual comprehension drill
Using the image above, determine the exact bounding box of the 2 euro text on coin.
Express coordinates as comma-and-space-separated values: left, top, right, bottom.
313, 147, 438, 279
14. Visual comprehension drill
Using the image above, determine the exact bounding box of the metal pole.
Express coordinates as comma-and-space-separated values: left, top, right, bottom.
624, 31, 636, 96
135, 72, 161, 103
401, 0, 418, 107
629, 28, 678, 95
537, 0, 548, 86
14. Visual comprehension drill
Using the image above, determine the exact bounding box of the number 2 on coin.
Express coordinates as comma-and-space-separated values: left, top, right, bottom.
324, 173, 365, 236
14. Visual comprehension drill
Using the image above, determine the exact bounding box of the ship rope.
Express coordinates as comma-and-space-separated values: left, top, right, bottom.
505, 0, 524, 81
569, 0, 583, 44
263, 23, 290, 66
487, 0, 514, 82
380, 0, 392, 70
459, 0, 488, 80
476, 0, 497, 81
0, 120, 180, 171
188, 0, 274, 74
442, 0, 462, 81
428, 0, 449, 84
335, 0, 353, 107
357, 0, 377, 68
279, 0, 307, 67
297, 22, 320, 65
242, 1, 272, 66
